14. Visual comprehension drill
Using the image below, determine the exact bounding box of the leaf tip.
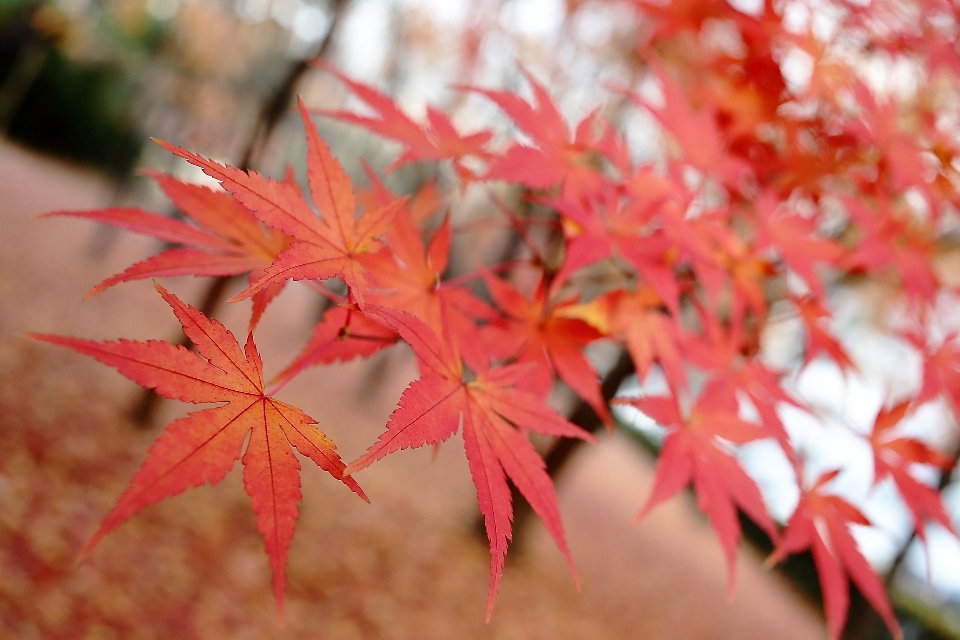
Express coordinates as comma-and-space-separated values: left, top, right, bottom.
342, 474, 369, 503
22, 331, 61, 347
763, 547, 784, 570
274, 594, 286, 630
228, 283, 259, 303
726, 586, 736, 605
76, 532, 103, 564
83, 285, 106, 300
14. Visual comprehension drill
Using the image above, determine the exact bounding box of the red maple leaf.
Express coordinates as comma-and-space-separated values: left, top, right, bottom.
550, 181, 681, 316
751, 191, 843, 299
792, 295, 856, 372
42, 170, 291, 330
614, 392, 778, 594
28, 284, 366, 620
271, 304, 399, 386
156, 100, 404, 306
314, 61, 492, 183
682, 307, 801, 460
344, 307, 592, 619
898, 327, 960, 420
847, 80, 932, 198
577, 287, 687, 394
844, 196, 940, 303
365, 202, 494, 340
769, 470, 902, 640
483, 273, 611, 426
868, 401, 956, 543
632, 0, 738, 45
468, 70, 608, 197
355, 165, 494, 356
691, 211, 777, 322
628, 67, 751, 186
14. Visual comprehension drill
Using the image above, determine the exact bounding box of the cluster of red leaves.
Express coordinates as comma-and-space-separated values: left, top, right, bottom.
32, 0, 960, 637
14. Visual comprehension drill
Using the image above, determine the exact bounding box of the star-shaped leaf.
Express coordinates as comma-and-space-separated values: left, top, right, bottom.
28, 284, 366, 621
344, 307, 592, 619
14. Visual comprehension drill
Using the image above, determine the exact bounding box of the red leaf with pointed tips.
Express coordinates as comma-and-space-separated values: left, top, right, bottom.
483, 273, 611, 426
28, 284, 366, 621
615, 392, 777, 595
314, 61, 492, 183
579, 287, 687, 394
468, 70, 607, 196
793, 295, 856, 372
628, 67, 751, 186
550, 183, 681, 316
844, 197, 940, 303
271, 304, 398, 385
770, 471, 902, 640
345, 307, 591, 619
869, 401, 956, 543
41, 171, 291, 329
752, 192, 842, 298
156, 101, 403, 305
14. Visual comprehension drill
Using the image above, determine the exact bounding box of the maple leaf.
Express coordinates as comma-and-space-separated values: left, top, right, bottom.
682, 307, 801, 460
313, 61, 492, 184
847, 80, 932, 198
843, 197, 940, 303
271, 304, 398, 386
356, 167, 444, 228
156, 100, 404, 306
468, 69, 608, 197
550, 181, 681, 317
353, 165, 494, 359
483, 273, 611, 426
28, 284, 366, 621
632, 0, 738, 45
42, 171, 290, 330
769, 470, 902, 640
751, 192, 843, 299
868, 401, 956, 543
344, 307, 592, 620
628, 67, 751, 186
364, 194, 494, 340
792, 295, 855, 372
893, 322, 960, 421
691, 212, 777, 322
614, 392, 778, 593
571, 287, 687, 394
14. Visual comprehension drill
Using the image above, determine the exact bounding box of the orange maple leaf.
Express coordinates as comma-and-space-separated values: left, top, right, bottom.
28, 283, 366, 621
156, 100, 404, 306
41, 170, 291, 330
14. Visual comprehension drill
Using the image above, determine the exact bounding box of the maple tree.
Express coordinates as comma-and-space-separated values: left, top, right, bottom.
29, 0, 960, 637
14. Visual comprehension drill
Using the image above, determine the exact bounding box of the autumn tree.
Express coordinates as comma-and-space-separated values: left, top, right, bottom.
28, 0, 960, 638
